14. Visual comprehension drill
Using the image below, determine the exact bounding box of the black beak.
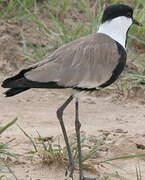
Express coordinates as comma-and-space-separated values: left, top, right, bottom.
133, 19, 143, 26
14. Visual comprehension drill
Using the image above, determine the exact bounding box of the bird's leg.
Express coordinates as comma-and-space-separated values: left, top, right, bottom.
75, 97, 83, 180
75, 97, 96, 180
56, 95, 75, 179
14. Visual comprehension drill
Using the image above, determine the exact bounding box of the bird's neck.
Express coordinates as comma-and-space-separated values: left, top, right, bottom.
97, 16, 132, 49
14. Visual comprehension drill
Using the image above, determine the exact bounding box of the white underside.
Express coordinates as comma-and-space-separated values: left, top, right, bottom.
98, 16, 132, 49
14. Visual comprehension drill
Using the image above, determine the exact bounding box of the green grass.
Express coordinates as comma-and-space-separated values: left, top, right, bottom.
19, 0, 103, 61
0, 0, 37, 18
128, 0, 145, 45
0, 118, 17, 135
100, 153, 145, 163
18, 125, 67, 164
0, 118, 18, 161
0, 175, 6, 180
0, 118, 19, 179
17, 126, 145, 179
0, 0, 145, 62
18, 125, 103, 165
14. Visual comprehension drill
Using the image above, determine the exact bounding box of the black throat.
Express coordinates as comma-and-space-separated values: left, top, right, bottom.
99, 41, 127, 88
125, 27, 131, 47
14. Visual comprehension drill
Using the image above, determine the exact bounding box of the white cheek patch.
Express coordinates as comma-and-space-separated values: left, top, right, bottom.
98, 16, 132, 49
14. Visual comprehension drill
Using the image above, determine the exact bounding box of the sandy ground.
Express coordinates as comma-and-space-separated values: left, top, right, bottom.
0, 79, 145, 180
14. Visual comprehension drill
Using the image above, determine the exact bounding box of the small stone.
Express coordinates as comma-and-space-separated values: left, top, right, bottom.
114, 128, 128, 134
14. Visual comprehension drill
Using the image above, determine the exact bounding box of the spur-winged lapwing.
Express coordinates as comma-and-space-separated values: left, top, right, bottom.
1, 4, 142, 180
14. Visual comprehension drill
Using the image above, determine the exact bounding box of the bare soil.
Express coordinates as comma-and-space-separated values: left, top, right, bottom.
0, 19, 145, 180
1, 85, 145, 180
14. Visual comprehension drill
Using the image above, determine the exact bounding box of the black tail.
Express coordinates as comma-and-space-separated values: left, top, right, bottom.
2, 68, 32, 97
2, 67, 64, 97
4, 88, 30, 97
2, 68, 33, 88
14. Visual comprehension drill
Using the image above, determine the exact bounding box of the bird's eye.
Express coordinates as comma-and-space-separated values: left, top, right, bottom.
126, 12, 132, 18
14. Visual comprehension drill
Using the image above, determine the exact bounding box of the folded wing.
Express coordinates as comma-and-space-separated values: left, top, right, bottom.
2, 33, 123, 91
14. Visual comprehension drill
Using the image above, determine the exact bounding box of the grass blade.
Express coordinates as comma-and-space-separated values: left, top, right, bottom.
0, 118, 17, 135
17, 124, 38, 153
100, 153, 145, 163
36, 130, 47, 151
136, 163, 142, 180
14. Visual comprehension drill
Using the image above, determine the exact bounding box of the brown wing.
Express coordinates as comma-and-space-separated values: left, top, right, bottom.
25, 33, 120, 88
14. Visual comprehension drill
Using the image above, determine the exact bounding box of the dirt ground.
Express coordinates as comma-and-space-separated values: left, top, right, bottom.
0, 20, 145, 180
1, 82, 145, 180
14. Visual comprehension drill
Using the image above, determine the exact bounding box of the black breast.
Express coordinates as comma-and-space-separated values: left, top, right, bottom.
99, 41, 127, 88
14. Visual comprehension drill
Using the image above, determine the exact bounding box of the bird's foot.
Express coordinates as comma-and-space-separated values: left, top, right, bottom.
83, 177, 96, 180
64, 168, 74, 180
64, 172, 73, 180
64, 176, 73, 180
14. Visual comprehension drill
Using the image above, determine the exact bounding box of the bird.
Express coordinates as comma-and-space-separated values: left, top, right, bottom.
1, 4, 142, 180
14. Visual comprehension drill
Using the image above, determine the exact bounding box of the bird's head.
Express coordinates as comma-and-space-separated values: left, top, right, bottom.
101, 4, 142, 29
98, 4, 143, 48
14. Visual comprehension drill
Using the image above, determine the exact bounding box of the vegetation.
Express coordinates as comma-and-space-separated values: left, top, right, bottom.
0, 120, 144, 179
18, 125, 104, 166
18, 126, 145, 180
0, 118, 19, 179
